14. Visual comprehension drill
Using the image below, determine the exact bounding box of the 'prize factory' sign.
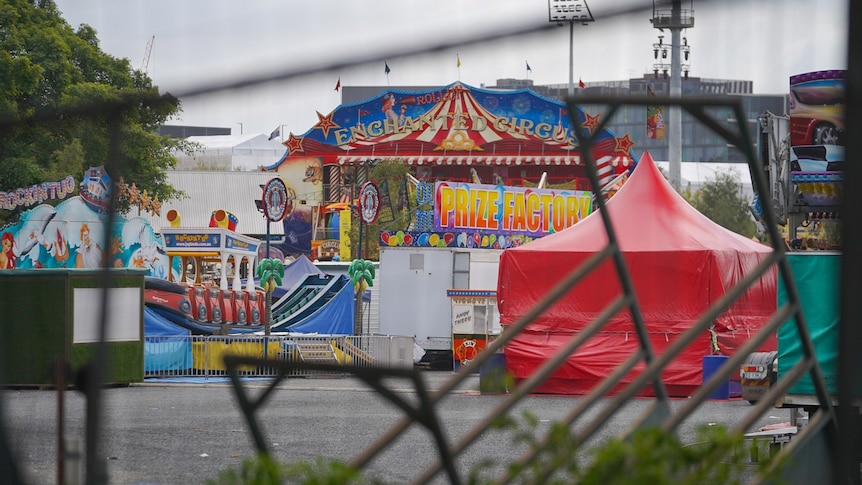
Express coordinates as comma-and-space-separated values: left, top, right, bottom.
434, 182, 592, 237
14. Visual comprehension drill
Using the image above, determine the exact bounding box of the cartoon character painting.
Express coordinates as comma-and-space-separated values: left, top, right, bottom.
0, 232, 16, 269
75, 222, 104, 268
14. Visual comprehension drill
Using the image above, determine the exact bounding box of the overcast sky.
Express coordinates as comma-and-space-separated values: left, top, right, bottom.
53, 0, 848, 139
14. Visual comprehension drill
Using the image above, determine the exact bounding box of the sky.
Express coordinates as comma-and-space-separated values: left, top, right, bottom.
53, 0, 849, 140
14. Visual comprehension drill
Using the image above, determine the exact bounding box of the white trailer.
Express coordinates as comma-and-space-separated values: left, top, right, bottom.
378, 247, 502, 367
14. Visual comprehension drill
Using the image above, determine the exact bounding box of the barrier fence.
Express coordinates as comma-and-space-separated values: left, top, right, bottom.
144, 334, 415, 379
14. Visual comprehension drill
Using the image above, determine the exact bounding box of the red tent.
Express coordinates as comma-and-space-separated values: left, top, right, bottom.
496, 153, 776, 397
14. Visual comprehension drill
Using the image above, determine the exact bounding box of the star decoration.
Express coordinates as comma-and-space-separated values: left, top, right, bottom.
150, 195, 161, 217
127, 183, 141, 205
139, 190, 152, 212
582, 112, 601, 133
285, 133, 305, 154
614, 133, 635, 154
313, 111, 340, 139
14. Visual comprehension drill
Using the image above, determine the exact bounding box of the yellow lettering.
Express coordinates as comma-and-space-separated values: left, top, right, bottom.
502, 191, 515, 230
512, 193, 526, 231
579, 195, 592, 220
567, 195, 580, 226
487, 190, 500, 230
475, 190, 488, 228
526, 192, 541, 232
539, 193, 553, 232
439, 185, 455, 227
552, 195, 566, 232
455, 186, 469, 226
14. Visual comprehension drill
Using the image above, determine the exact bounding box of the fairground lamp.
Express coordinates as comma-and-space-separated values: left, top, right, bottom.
547, 0, 595, 97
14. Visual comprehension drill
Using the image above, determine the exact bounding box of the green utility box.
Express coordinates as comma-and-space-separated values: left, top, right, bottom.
0, 269, 146, 386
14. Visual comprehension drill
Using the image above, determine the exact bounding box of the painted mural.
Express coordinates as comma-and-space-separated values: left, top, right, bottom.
0, 169, 168, 276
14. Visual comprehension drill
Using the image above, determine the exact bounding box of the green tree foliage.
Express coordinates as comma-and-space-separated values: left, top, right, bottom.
684, 169, 757, 238
350, 159, 413, 260
0, 0, 189, 221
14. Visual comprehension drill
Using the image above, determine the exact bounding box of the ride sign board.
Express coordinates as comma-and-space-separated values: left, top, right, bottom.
358, 182, 380, 224
262, 177, 289, 223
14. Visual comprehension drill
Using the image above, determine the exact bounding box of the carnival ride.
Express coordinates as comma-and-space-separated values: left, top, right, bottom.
142, 211, 354, 336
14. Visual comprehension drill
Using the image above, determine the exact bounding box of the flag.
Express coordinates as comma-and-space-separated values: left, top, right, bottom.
268, 126, 280, 141
578, 78, 586, 89
456, 54, 461, 68
385, 62, 391, 75
646, 85, 666, 140
526, 61, 532, 72
334, 77, 341, 92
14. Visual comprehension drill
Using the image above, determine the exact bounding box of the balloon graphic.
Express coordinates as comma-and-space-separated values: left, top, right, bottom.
457, 233, 467, 247
380, 232, 390, 245
429, 233, 440, 246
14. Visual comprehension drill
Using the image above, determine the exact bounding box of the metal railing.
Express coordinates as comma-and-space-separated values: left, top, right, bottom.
143, 334, 414, 379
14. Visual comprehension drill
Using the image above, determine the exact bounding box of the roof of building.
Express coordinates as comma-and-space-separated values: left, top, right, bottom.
140, 171, 286, 236
186, 133, 286, 151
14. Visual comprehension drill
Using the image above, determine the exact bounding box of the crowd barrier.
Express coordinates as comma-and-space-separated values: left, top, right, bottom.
144, 334, 415, 379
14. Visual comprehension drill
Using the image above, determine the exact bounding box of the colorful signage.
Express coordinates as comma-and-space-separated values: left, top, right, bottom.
262, 177, 290, 223
434, 181, 592, 237
0, 175, 76, 211
447, 289, 500, 371
226, 235, 256, 252
358, 182, 380, 224
0, 196, 167, 275
164, 233, 221, 249
266, 82, 637, 170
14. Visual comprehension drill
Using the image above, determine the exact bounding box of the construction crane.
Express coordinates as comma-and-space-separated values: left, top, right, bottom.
140, 35, 155, 73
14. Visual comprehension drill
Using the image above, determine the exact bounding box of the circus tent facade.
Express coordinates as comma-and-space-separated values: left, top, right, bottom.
264, 82, 638, 255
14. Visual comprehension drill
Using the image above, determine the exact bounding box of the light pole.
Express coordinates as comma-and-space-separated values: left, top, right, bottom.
547, 0, 595, 97
651, 0, 694, 190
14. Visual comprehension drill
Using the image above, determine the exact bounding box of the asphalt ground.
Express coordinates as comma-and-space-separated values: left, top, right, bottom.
2, 371, 790, 485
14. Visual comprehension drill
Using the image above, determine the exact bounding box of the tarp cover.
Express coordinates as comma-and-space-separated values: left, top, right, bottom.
497, 153, 776, 396
281, 275, 355, 335
776, 253, 852, 396
144, 307, 193, 372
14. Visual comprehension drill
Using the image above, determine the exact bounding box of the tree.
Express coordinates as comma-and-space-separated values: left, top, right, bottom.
0, 0, 189, 222
684, 169, 757, 238
256, 258, 285, 336
348, 159, 413, 260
